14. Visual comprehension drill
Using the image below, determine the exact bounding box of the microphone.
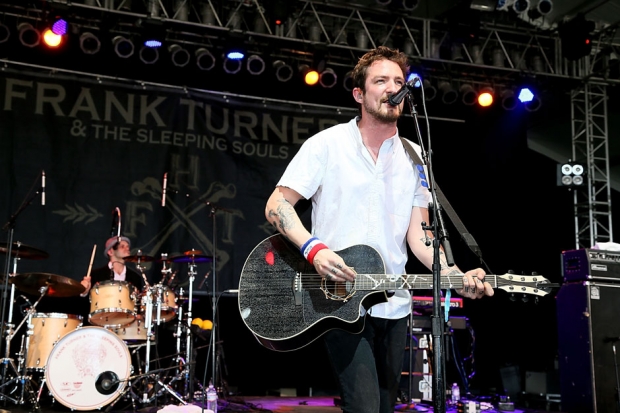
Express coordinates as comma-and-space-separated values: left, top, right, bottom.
161, 172, 168, 207
387, 77, 419, 106
18, 295, 33, 307
41, 170, 46, 206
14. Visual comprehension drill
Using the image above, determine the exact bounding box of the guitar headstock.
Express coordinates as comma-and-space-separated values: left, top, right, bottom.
496, 272, 553, 298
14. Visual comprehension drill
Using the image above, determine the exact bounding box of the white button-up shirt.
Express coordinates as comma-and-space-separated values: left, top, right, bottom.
278, 117, 431, 319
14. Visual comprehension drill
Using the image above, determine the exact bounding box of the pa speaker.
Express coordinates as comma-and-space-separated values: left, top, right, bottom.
557, 282, 620, 412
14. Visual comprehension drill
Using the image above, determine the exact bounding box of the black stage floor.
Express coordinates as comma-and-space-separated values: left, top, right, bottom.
0, 395, 565, 413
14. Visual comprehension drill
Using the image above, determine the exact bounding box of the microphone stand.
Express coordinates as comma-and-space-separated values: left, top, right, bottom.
404, 93, 451, 413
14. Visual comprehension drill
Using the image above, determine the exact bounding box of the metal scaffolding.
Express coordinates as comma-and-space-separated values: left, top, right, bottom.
0, 0, 617, 245
571, 83, 613, 249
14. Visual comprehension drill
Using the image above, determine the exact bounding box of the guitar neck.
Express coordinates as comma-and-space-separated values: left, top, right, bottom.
353, 274, 498, 291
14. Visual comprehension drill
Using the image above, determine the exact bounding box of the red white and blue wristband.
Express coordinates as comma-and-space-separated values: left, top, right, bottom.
300, 237, 328, 264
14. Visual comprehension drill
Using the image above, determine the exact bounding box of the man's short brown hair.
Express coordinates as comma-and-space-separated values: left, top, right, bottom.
351, 46, 409, 93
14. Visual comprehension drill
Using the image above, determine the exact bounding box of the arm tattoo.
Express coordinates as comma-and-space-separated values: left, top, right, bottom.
267, 198, 297, 234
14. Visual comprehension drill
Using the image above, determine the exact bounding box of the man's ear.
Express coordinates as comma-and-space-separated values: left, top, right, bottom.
352, 88, 363, 103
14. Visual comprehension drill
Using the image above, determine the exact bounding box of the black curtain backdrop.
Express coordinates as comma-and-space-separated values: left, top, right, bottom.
0, 67, 585, 396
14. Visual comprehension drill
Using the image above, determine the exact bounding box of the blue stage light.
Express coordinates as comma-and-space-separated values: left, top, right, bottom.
144, 39, 162, 48
51, 19, 68, 36
407, 72, 421, 87
518, 87, 534, 103
226, 51, 245, 60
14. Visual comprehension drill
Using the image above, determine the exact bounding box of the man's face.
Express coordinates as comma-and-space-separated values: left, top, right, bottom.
357, 59, 405, 123
109, 240, 130, 261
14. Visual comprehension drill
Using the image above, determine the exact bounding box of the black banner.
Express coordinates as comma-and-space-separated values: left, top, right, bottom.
0, 68, 354, 293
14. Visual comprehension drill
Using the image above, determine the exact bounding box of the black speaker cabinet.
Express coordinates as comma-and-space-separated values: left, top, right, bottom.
557, 282, 620, 413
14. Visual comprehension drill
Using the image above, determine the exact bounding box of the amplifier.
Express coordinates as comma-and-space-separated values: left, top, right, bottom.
562, 248, 620, 283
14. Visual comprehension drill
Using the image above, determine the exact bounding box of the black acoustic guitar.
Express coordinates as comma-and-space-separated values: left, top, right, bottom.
238, 234, 551, 352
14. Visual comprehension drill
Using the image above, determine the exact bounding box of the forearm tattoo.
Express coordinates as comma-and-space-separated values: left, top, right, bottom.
267, 198, 296, 234
418, 236, 459, 275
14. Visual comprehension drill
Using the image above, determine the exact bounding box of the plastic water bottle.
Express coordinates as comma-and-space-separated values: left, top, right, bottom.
451, 382, 460, 404
206, 381, 218, 413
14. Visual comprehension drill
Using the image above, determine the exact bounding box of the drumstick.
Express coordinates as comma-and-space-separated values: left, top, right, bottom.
86, 244, 97, 279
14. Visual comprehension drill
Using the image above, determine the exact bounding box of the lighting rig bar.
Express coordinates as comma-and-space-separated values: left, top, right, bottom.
3, 0, 611, 87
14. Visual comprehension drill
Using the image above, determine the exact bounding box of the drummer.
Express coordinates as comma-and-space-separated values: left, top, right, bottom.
80, 236, 145, 296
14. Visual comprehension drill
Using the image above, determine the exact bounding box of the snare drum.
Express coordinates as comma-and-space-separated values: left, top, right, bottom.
26, 313, 83, 371
141, 285, 177, 322
89, 280, 136, 327
45, 327, 131, 411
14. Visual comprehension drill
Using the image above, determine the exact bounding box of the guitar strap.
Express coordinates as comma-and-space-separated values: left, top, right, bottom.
400, 137, 482, 259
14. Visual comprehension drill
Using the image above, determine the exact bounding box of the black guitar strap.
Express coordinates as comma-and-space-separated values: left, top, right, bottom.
400, 137, 482, 259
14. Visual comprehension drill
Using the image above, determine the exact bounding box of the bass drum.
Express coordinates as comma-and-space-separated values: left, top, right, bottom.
45, 327, 131, 411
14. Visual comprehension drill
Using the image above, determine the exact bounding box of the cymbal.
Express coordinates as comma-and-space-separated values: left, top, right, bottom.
169, 254, 212, 263
182, 249, 203, 256
0, 242, 49, 260
123, 254, 156, 263
10, 273, 85, 297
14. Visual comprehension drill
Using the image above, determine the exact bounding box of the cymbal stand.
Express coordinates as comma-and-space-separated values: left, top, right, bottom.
1, 172, 44, 402
0, 257, 20, 403
0, 284, 49, 408
184, 260, 196, 400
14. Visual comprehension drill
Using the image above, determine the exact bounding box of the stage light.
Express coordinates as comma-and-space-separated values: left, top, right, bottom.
537, 0, 553, 15
139, 46, 159, 64
79, 32, 101, 55
528, 0, 553, 18
223, 57, 243, 74
402, 0, 420, 11
518, 87, 534, 103
300, 65, 320, 86
42, 29, 62, 48
423, 79, 436, 101
501, 89, 518, 110
224, 37, 246, 60
51, 18, 68, 36
343, 71, 354, 91
319, 68, 338, 88
0, 23, 9, 44
407, 72, 421, 87
557, 162, 585, 187
273, 60, 293, 82
113, 36, 134, 58
169, 44, 190, 67
477, 87, 494, 107
18, 22, 40, 48
196, 48, 215, 70
438, 81, 458, 105
559, 14, 595, 61
247, 55, 265, 75
524, 95, 542, 112
460, 84, 477, 106
144, 39, 162, 48
512, 0, 530, 14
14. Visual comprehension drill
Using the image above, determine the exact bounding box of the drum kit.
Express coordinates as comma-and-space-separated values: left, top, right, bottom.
0, 241, 213, 411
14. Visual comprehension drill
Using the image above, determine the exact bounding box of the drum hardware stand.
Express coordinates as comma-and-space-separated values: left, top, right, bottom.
0, 284, 49, 409
0, 172, 44, 403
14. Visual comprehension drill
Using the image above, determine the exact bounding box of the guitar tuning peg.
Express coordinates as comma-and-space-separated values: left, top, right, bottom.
522, 295, 529, 303
507, 269, 515, 274
509, 294, 516, 302
531, 271, 539, 275
535, 297, 539, 304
